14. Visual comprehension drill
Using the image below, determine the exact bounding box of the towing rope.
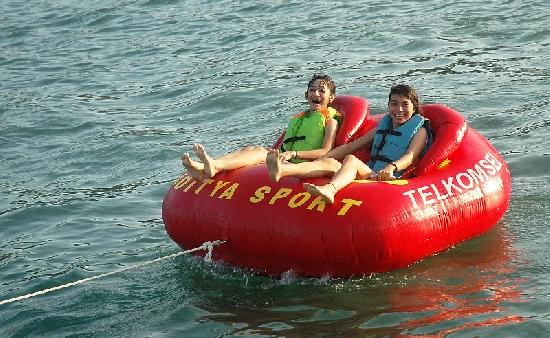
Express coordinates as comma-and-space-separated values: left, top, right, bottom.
0, 240, 226, 306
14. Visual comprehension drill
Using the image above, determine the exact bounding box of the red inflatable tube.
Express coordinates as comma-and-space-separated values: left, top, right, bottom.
162, 96, 511, 277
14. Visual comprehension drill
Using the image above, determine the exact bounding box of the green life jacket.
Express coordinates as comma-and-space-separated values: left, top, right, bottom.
280, 107, 341, 163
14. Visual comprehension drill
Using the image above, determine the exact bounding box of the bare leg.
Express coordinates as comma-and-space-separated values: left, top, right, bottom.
330, 155, 372, 187
216, 146, 257, 160
194, 143, 269, 178
304, 155, 372, 204
181, 153, 205, 181
278, 157, 342, 180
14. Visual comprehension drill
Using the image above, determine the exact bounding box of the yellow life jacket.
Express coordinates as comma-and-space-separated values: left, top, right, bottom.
281, 107, 341, 163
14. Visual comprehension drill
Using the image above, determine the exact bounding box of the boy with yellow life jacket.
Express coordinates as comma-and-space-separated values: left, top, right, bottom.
280, 105, 341, 163
181, 74, 341, 180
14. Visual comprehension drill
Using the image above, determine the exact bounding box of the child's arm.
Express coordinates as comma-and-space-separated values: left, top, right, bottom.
377, 127, 428, 180
323, 129, 376, 161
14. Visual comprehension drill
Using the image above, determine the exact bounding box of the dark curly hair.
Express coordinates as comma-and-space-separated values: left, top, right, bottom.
308, 74, 336, 95
388, 84, 422, 115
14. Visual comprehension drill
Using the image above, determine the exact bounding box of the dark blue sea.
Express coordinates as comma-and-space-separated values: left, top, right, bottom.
1, 0, 549, 336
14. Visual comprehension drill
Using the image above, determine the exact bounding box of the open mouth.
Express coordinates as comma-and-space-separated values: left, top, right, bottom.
310, 98, 322, 104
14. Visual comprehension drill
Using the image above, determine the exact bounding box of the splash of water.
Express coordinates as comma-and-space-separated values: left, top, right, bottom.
203, 241, 215, 262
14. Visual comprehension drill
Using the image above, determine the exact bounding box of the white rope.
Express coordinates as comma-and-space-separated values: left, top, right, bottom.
0, 240, 226, 306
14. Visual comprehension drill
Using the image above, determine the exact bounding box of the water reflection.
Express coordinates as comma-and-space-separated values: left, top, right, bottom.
179, 224, 525, 336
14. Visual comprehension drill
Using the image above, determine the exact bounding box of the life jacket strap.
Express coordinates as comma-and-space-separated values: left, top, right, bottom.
283, 136, 306, 144
281, 135, 307, 152
376, 129, 402, 136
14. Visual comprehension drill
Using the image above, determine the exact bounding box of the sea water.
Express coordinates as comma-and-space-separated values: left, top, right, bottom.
1, 0, 549, 336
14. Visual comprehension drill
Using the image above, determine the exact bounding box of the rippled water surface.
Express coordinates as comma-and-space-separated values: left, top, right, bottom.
1, 0, 549, 336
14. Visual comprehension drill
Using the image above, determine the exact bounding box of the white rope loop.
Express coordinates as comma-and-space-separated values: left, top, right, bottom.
0, 240, 226, 306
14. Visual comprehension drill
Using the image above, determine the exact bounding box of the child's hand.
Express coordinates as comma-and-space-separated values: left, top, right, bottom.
280, 151, 295, 162
377, 166, 396, 181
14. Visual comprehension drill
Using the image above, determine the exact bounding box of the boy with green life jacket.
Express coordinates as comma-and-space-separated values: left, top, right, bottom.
181, 74, 341, 180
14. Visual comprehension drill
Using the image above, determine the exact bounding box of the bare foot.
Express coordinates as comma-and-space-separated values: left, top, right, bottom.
193, 144, 218, 178
303, 182, 336, 204
181, 153, 205, 181
266, 149, 284, 182
182, 153, 204, 171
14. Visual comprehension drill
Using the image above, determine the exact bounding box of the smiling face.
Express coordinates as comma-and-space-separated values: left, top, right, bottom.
305, 79, 335, 112
388, 93, 415, 128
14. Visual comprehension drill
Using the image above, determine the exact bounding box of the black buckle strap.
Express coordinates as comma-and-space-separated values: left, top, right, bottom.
281, 135, 306, 152
283, 136, 306, 144
376, 129, 402, 136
